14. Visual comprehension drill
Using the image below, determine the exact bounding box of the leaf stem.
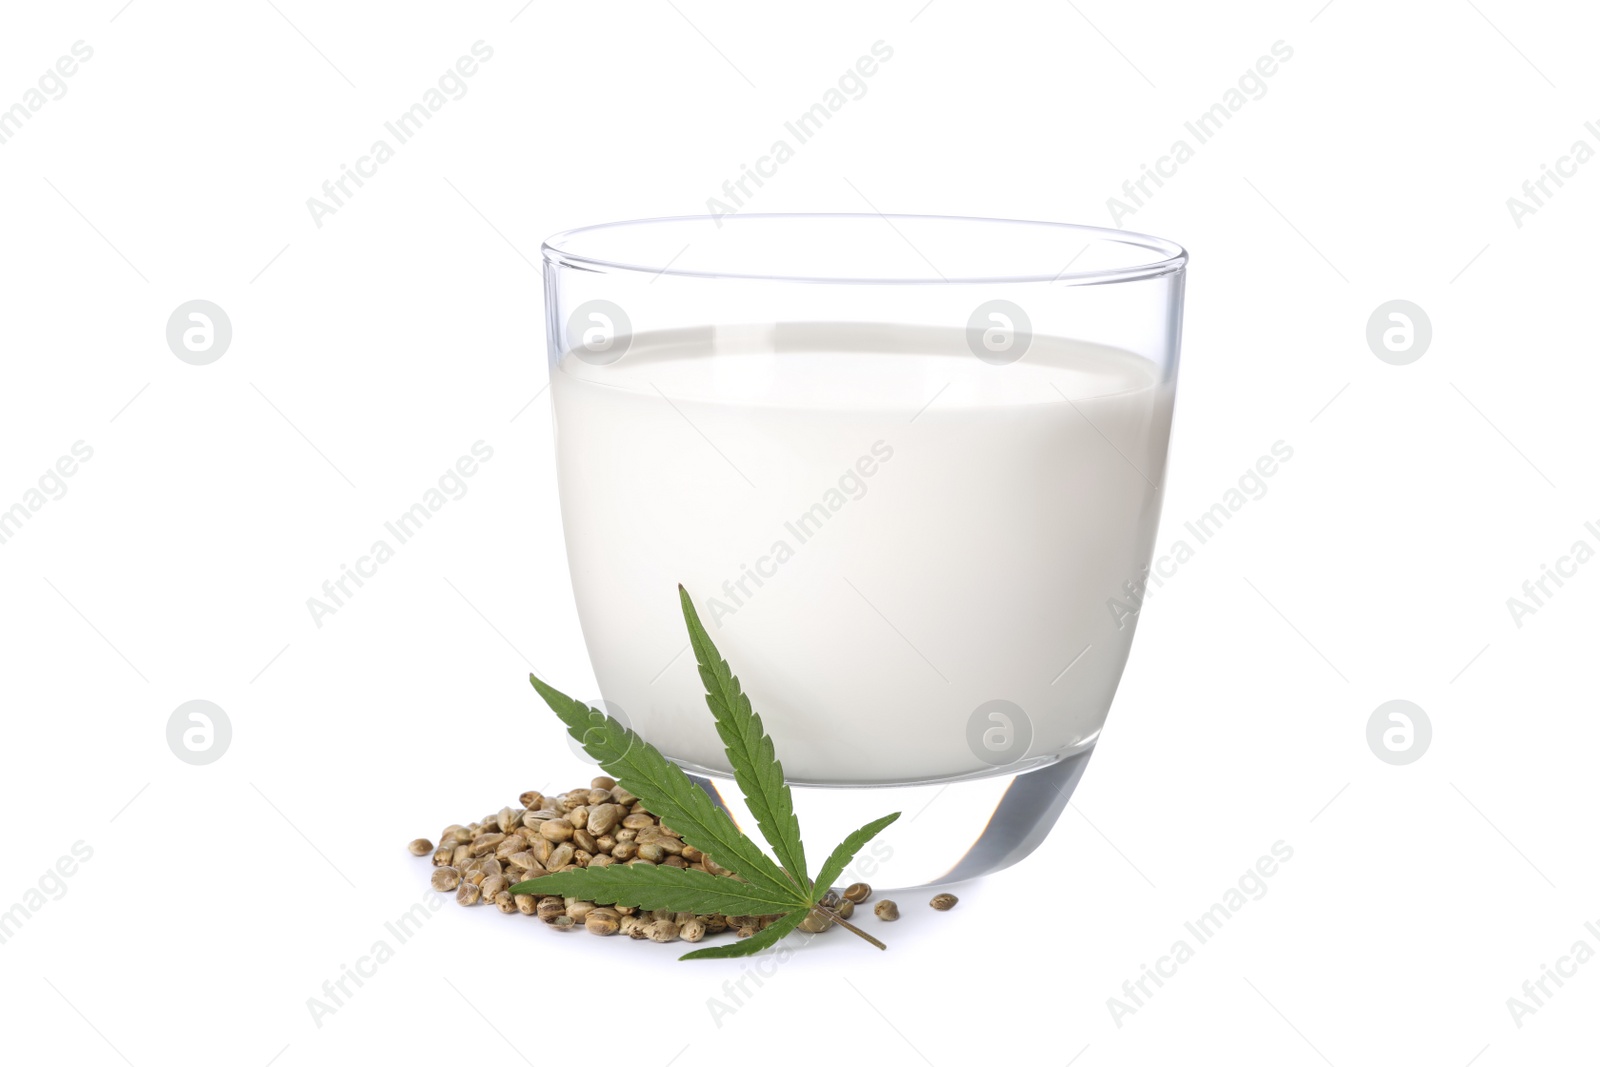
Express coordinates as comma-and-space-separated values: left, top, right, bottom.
815, 904, 887, 950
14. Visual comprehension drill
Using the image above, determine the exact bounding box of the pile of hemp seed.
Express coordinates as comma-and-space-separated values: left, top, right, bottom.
410, 777, 956, 944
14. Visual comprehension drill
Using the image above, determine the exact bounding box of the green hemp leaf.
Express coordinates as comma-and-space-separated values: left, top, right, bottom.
513, 586, 900, 960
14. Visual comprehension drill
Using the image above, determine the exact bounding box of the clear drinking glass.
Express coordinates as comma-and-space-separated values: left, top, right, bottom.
542, 214, 1185, 888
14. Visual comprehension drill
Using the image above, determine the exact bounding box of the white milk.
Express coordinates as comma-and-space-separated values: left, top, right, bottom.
551, 323, 1174, 784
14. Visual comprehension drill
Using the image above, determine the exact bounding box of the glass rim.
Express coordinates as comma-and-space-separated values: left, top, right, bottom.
542, 213, 1187, 287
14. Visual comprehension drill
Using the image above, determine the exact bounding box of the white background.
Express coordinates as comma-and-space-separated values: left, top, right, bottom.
2, 1, 1597, 1064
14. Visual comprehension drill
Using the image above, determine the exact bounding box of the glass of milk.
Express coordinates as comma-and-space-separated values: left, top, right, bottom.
543, 215, 1185, 887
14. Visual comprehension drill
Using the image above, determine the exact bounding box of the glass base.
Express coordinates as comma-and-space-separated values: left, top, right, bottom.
688, 747, 1093, 890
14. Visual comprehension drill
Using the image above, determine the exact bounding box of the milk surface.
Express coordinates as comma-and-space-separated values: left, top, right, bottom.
552, 323, 1174, 784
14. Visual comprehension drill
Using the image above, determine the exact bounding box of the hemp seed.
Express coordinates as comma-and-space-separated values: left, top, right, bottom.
470, 833, 506, 856
798, 910, 832, 933
930, 893, 958, 911
587, 805, 622, 836
586, 908, 621, 936
422, 784, 901, 951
